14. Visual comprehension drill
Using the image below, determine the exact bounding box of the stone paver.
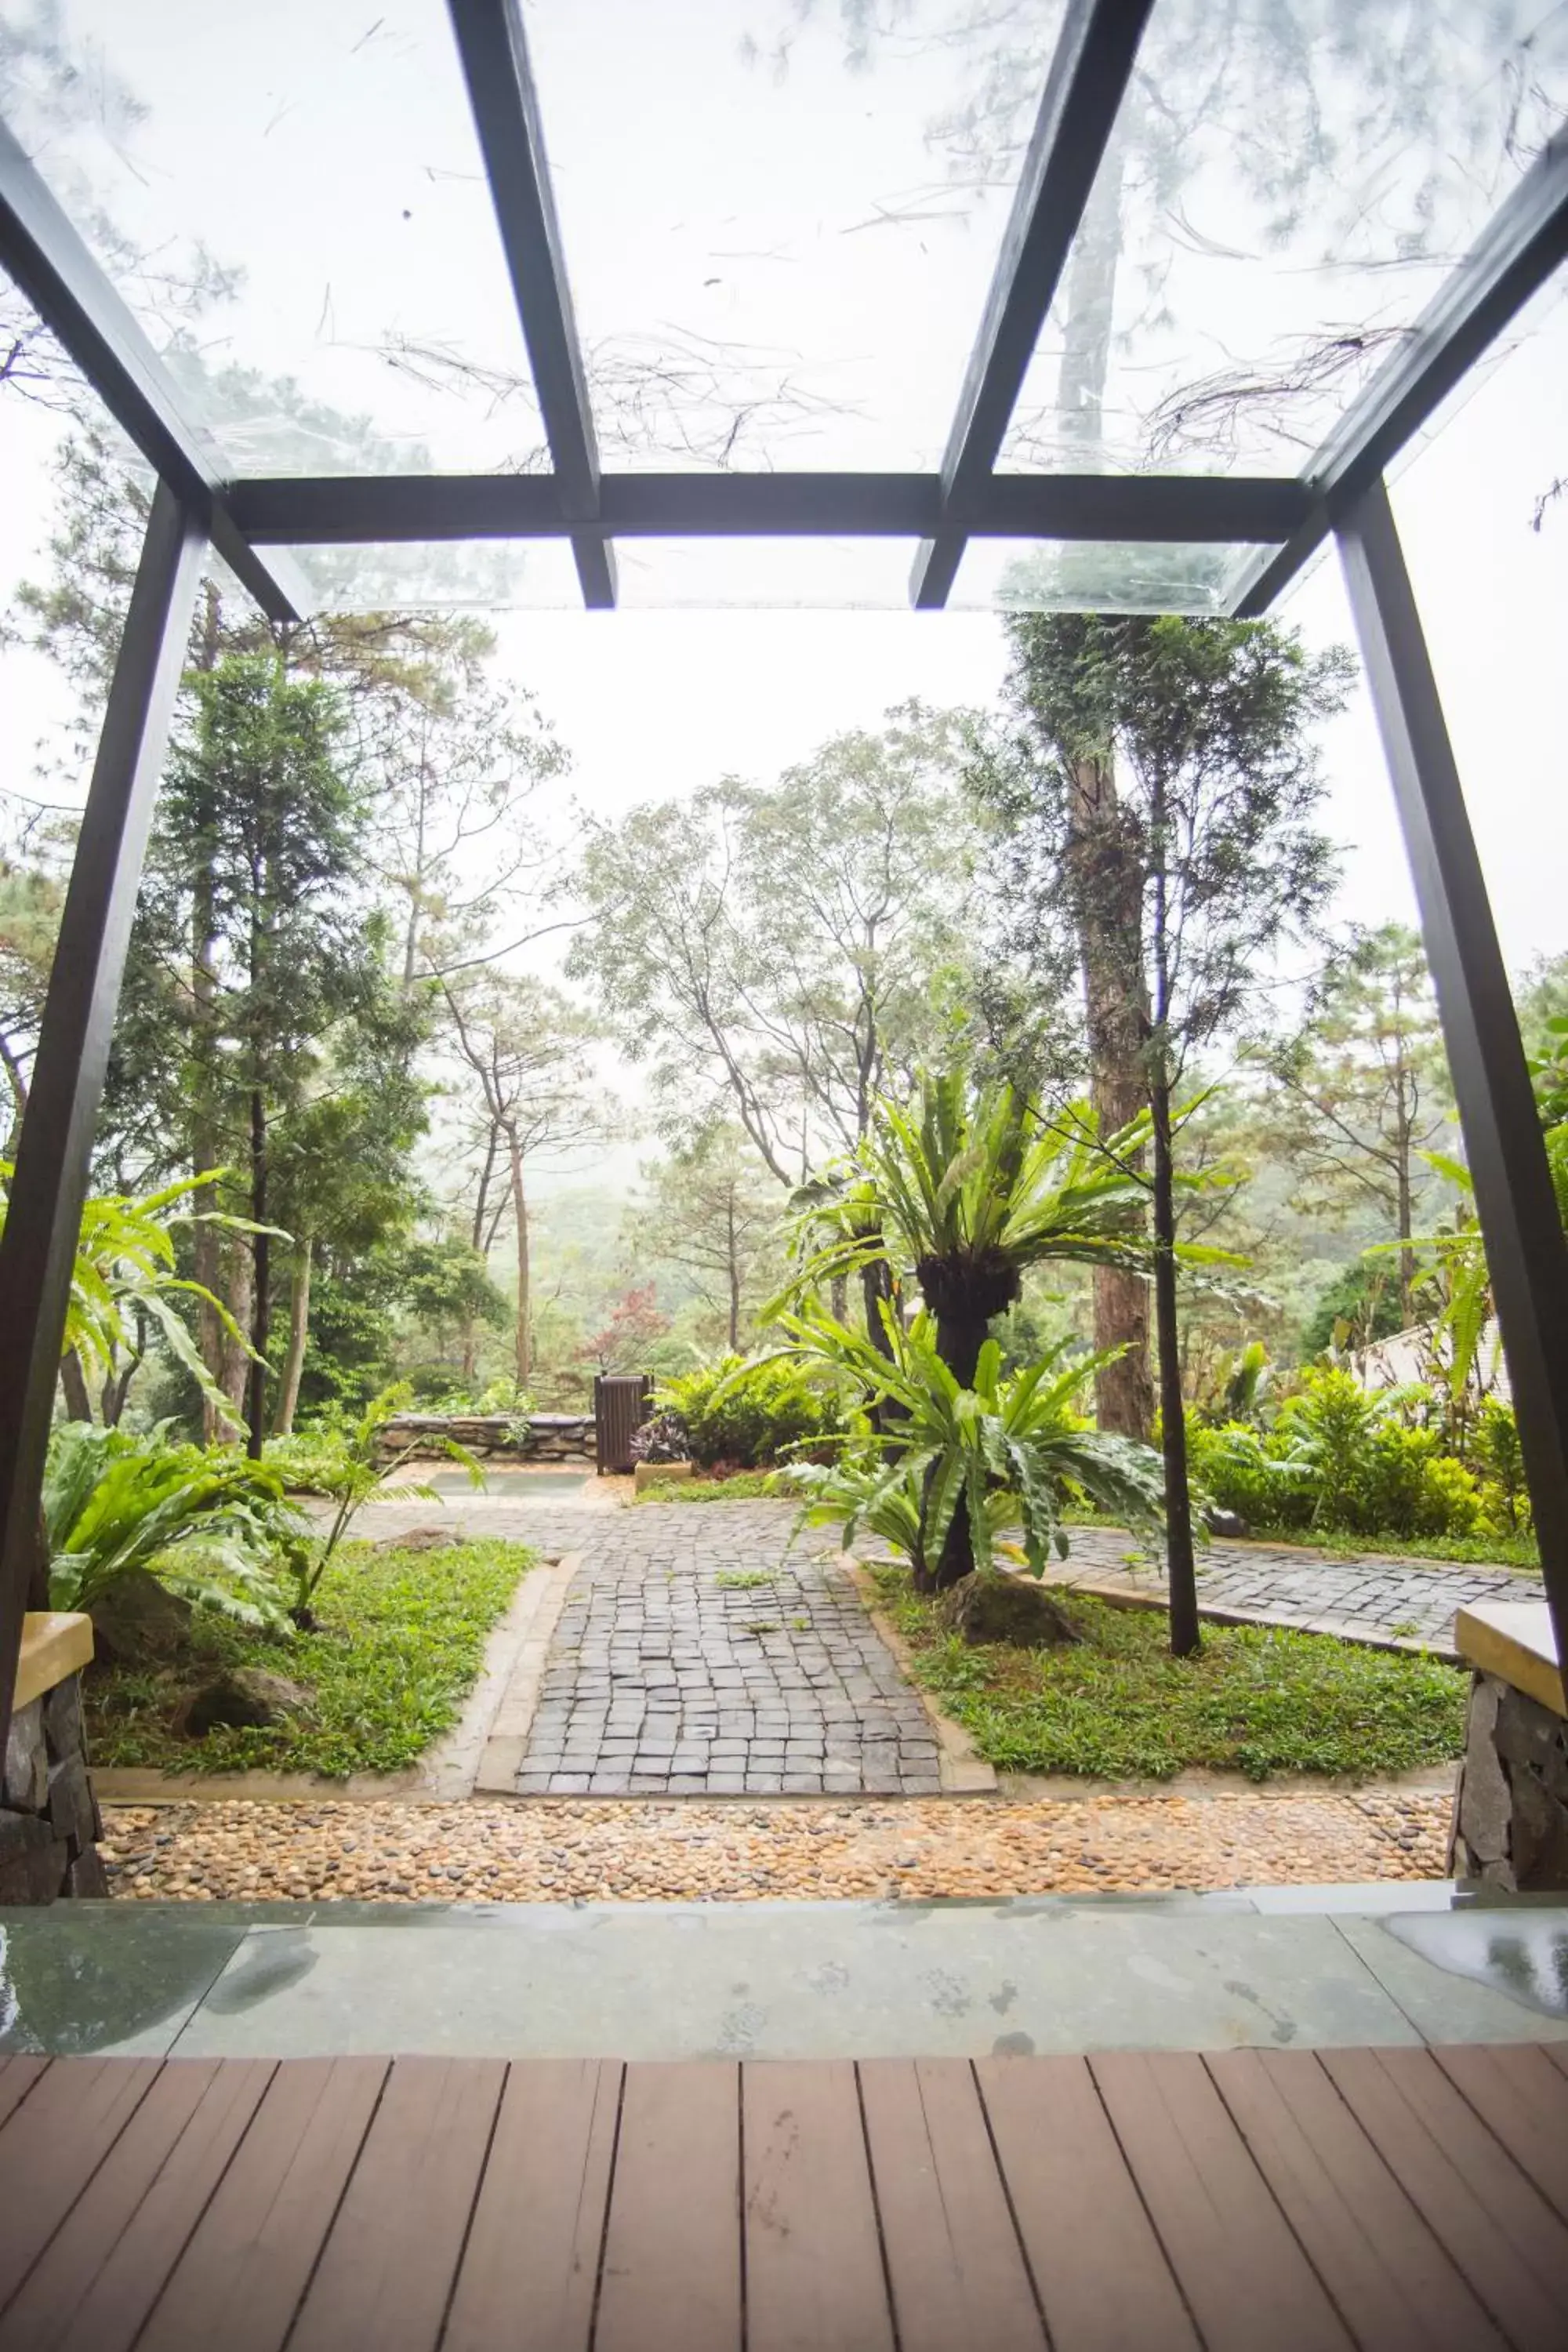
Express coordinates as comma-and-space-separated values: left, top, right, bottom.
511, 1503, 938, 1797
1058, 1526, 1537, 1652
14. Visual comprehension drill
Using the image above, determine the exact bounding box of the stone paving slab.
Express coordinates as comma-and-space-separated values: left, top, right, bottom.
1055, 1526, 1537, 1653
511, 1503, 940, 1797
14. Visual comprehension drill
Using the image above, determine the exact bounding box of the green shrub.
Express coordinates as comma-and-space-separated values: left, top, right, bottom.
1188, 1369, 1481, 1543
656, 1355, 839, 1468
1473, 1399, 1531, 1537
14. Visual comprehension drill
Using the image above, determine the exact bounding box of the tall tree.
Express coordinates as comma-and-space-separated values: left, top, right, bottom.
1261, 922, 1450, 1319
631, 1123, 782, 1352
568, 702, 978, 1189
971, 615, 1351, 1651
440, 975, 612, 1388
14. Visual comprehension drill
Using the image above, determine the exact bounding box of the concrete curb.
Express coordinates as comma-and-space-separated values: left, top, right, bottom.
472, 1550, 583, 1798
844, 1556, 998, 1798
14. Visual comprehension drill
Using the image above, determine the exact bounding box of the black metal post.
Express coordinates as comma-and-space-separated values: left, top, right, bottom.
0, 483, 205, 1758
1338, 479, 1568, 1677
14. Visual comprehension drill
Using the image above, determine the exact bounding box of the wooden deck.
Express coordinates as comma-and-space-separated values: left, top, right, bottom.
4, 2045, 1568, 2347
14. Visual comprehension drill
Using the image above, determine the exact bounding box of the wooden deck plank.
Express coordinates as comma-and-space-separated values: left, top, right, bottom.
0, 2059, 160, 2313
974, 2057, 1199, 2352
859, 2058, 1043, 2352
1431, 2044, 1568, 2227
1205, 2048, 1507, 2352
596, 2062, 739, 2352
0, 2057, 49, 2134
1321, 2045, 1568, 2352
1, 2056, 274, 2352
742, 2060, 893, 2352
443, 2058, 620, 2352
287, 2056, 505, 2352
135, 2057, 388, 2352
1091, 2051, 1354, 2352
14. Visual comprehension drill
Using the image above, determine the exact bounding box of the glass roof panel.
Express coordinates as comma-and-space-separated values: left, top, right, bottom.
1001, 0, 1568, 478
285, 539, 586, 613
949, 539, 1251, 614
0, 0, 541, 474
614, 539, 922, 608
524, 0, 1065, 472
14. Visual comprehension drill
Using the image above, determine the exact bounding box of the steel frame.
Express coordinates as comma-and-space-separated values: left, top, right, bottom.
0, 485, 205, 1760
1338, 482, 1568, 1682
3, 2, 1568, 1727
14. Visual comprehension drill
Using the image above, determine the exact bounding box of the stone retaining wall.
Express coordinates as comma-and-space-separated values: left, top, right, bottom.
2, 1671, 108, 1901
378, 1412, 595, 1464
1449, 1669, 1568, 1889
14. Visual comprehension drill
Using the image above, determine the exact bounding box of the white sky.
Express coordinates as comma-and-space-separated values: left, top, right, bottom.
1, 0, 1566, 989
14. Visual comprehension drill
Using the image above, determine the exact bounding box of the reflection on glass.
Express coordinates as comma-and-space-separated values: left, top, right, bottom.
949, 539, 1250, 614
1001, 0, 1568, 477
614, 538, 924, 608
524, 0, 1065, 470
285, 539, 586, 612
0, 0, 537, 474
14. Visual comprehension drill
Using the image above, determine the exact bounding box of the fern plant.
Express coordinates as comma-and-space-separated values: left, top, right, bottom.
775, 1302, 1165, 1590
44, 1421, 304, 1630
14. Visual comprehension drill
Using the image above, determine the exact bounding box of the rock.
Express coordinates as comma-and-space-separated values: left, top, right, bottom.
3, 1697, 46, 1811
0, 1809, 67, 1903
172, 1668, 314, 1738
47, 1754, 97, 1852
374, 1526, 466, 1554
1203, 1507, 1250, 1539
938, 1569, 1083, 1650
66, 1847, 111, 1897
90, 1570, 194, 1666
43, 1675, 83, 1763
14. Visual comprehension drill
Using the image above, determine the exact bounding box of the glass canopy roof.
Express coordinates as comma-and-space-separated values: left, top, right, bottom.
1, 0, 1565, 615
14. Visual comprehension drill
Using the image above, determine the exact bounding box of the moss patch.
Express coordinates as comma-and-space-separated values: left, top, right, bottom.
85, 1539, 533, 1779
872, 1566, 1467, 1782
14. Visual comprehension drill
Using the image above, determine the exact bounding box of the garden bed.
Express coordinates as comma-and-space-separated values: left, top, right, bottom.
633, 1471, 785, 1505
869, 1566, 1468, 1781
85, 1539, 535, 1779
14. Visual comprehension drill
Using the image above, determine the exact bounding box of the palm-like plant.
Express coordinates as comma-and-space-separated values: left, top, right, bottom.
44, 1421, 305, 1629
1, 1166, 277, 1430
786, 1071, 1152, 1384
778, 1301, 1164, 1591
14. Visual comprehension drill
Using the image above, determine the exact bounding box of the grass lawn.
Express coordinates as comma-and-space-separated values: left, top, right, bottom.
85, 1538, 533, 1778
871, 1566, 1467, 1782
634, 1471, 784, 1504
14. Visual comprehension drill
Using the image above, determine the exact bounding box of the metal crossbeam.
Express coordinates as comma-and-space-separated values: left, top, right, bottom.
909, 0, 1157, 610
447, 0, 615, 608
229, 470, 1310, 547
1236, 122, 1568, 618
0, 119, 306, 625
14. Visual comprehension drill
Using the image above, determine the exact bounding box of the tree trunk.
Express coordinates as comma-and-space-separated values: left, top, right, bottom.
273, 1238, 312, 1436
1396, 1098, 1416, 1322
219, 1238, 253, 1433
1151, 1073, 1200, 1657
507, 1129, 531, 1388
1065, 752, 1155, 1439
244, 1086, 269, 1457
727, 1195, 741, 1352
920, 1302, 994, 1594
190, 587, 228, 1443
60, 1350, 93, 1422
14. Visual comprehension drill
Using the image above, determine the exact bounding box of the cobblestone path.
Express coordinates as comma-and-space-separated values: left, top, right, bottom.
1058, 1526, 1535, 1652
514, 1504, 939, 1797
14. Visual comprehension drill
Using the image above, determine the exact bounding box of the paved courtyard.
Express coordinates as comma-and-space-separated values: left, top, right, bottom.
1055, 1525, 1535, 1653
514, 1504, 940, 1797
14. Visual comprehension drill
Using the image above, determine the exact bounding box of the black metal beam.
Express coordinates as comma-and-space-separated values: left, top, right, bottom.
909, 0, 1157, 610
447, 0, 614, 608
0, 484, 205, 1762
1338, 479, 1568, 1681
0, 119, 307, 626
229, 470, 1310, 548
1236, 123, 1568, 619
